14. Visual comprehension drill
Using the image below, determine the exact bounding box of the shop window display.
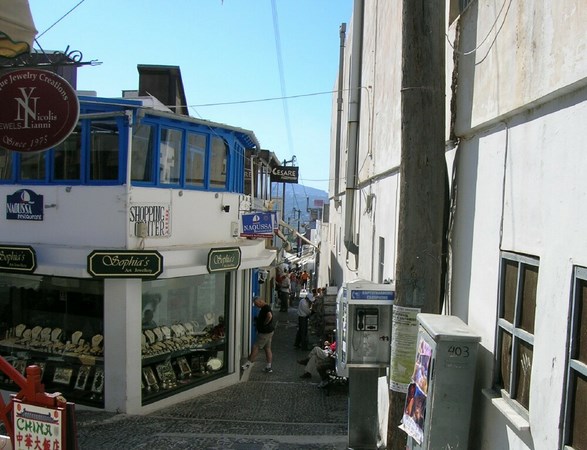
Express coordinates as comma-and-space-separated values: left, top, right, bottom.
141, 273, 229, 404
0, 274, 105, 407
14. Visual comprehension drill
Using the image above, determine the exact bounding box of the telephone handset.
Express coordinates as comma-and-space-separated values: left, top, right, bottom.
356, 308, 379, 331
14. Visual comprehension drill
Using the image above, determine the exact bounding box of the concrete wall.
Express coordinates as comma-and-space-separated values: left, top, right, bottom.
451, 2, 587, 447
324, 2, 402, 288
323, 1, 587, 448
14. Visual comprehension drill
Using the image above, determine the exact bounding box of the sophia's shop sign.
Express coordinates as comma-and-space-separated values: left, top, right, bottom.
87, 250, 163, 278
0, 245, 36, 273
207, 247, 241, 273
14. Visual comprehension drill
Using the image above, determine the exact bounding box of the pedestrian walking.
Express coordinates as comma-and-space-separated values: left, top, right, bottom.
300, 270, 310, 289
277, 269, 291, 311
242, 296, 275, 373
294, 292, 313, 350
289, 270, 298, 305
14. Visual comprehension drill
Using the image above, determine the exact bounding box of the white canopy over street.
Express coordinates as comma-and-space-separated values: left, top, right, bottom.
0, 0, 37, 57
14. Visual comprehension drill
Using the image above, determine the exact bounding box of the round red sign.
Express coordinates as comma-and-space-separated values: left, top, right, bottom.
0, 69, 80, 153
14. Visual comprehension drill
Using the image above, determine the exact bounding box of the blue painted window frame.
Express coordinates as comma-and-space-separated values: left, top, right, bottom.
0, 99, 247, 194
136, 114, 244, 193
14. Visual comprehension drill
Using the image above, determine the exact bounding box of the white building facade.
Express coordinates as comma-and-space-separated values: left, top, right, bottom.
0, 78, 278, 414
320, 1, 586, 448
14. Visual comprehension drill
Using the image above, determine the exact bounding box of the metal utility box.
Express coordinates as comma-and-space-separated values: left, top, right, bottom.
403, 314, 481, 449
336, 279, 394, 376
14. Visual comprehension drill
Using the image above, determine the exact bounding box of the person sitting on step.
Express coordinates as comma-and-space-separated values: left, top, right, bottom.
297, 340, 336, 383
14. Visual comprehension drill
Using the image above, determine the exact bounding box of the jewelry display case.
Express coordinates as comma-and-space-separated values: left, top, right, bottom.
141, 273, 229, 404
0, 323, 105, 407
140, 319, 226, 402
0, 274, 105, 407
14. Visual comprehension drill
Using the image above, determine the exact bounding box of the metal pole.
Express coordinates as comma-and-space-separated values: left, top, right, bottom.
281, 158, 286, 222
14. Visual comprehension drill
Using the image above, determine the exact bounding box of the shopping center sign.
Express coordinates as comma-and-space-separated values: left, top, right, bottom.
0, 69, 79, 153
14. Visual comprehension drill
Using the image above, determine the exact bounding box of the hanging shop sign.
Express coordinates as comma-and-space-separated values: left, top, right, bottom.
87, 250, 163, 278
240, 212, 277, 238
207, 247, 241, 273
0, 69, 80, 153
0, 245, 36, 273
6, 188, 44, 221
270, 165, 299, 183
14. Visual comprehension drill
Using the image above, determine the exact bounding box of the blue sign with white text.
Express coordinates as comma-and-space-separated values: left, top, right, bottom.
6, 189, 44, 221
241, 212, 277, 238
350, 290, 395, 301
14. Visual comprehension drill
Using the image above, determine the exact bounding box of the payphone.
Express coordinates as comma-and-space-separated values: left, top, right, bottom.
336, 279, 395, 449
336, 279, 394, 376
356, 308, 379, 331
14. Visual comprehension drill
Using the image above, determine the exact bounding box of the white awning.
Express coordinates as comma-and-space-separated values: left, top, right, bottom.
0, 0, 37, 57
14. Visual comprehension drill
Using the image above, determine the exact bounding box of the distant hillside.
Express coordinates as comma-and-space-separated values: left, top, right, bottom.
271, 183, 328, 226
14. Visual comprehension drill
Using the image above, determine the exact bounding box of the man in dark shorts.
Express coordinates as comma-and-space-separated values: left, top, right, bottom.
241, 296, 275, 373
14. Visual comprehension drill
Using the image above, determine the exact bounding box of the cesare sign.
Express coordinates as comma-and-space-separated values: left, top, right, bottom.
0, 69, 80, 153
270, 165, 299, 183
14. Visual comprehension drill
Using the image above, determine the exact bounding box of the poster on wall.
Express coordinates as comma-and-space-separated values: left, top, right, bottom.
389, 305, 420, 392
399, 337, 432, 445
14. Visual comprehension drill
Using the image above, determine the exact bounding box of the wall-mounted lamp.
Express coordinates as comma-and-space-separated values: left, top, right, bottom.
333, 198, 342, 209
221, 205, 230, 213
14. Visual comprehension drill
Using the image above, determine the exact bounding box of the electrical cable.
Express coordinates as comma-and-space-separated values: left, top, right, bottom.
191, 89, 351, 108
445, 0, 512, 59
271, 0, 294, 161
36, 0, 88, 39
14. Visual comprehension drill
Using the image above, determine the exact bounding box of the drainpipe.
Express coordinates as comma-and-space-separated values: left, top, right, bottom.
343, 0, 364, 256
334, 22, 346, 197
125, 109, 134, 246
250, 153, 255, 200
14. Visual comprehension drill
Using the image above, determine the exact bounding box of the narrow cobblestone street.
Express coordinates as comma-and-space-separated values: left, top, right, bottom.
74, 305, 349, 449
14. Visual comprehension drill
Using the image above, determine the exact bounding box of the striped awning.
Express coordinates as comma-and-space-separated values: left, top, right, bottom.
0, 0, 37, 58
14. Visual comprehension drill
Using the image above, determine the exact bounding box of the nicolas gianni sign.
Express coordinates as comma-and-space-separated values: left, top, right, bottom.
0, 69, 79, 153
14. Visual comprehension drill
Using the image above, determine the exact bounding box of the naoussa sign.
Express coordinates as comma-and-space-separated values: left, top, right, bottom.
0, 69, 79, 153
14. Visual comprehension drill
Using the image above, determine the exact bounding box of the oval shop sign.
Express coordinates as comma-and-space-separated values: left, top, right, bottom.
0, 69, 80, 153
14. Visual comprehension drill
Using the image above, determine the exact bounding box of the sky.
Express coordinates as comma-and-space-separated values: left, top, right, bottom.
26, 0, 354, 194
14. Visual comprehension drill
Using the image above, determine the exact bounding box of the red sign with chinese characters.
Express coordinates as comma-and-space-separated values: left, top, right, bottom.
0, 69, 79, 153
